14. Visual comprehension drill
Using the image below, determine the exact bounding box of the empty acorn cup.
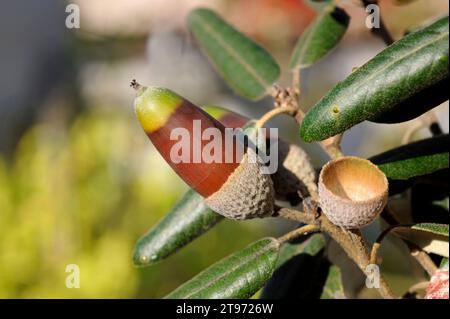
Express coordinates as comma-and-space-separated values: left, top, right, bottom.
318, 156, 388, 229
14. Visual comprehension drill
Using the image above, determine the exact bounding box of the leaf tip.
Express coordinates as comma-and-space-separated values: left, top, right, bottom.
132, 244, 159, 267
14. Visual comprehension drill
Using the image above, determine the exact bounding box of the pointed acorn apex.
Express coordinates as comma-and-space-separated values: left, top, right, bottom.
318, 156, 388, 229
133, 84, 274, 220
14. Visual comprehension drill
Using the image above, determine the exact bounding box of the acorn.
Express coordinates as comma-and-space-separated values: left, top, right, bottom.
318, 156, 388, 229
202, 106, 248, 129
203, 105, 318, 202
132, 81, 274, 220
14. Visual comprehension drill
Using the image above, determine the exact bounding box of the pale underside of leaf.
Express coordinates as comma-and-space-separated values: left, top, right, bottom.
393, 224, 449, 258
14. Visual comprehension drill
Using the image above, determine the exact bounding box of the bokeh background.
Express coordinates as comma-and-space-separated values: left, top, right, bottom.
0, 0, 448, 298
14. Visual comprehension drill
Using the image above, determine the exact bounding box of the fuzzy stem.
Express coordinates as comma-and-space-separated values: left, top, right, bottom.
278, 224, 320, 244
130, 79, 142, 91
408, 244, 438, 276
255, 106, 297, 128
320, 134, 344, 159
381, 207, 438, 276
402, 111, 442, 145
292, 68, 301, 96
348, 229, 395, 299
275, 207, 316, 225
277, 206, 396, 298
319, 216, 395, 298
370, 226, 394, 265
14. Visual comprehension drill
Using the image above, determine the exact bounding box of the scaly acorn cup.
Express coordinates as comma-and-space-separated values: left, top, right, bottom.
318, 156, 388, 229
132, 81, 274, 219
204, 106, 318, 202
272, 141, 318, 202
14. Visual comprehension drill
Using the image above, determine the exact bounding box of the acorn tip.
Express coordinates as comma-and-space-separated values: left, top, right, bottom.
130, 79, 142, 91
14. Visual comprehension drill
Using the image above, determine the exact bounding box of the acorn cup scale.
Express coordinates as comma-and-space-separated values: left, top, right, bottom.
204, 105, 318, 202
318, 156, 388, 229
132, 81, 274, 219
272, 141, 318, 202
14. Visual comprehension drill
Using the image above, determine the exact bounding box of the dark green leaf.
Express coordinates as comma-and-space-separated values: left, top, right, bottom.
261, 234, 328, 299
370, 134, 449, 164
188, 8, 280, 101
276, 233, 326, 267
370, 134, 449, 180
413, 223, 449, 236
133, 189, 222, 266
320, 265, 345, 299
378, 152, 448, 180
165, 238, 280, 299
370, 77, 449, 123
392, 223, 449, 257
300, 16, 449, 142
290, 5, 349, 69
411, 181, 449, 224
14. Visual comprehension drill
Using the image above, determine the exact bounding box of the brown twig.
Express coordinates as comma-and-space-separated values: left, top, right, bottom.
380, 207, 438, 276
320, 216, 396, 298
370, 225, 397, 265
278, 224, 321, 244
402, 111, 443, 144
292, 68, 301, 96
320, 134, 345, 159
274, 207, 316, 225
255, 106, 297, 128
408, 243, 438, 276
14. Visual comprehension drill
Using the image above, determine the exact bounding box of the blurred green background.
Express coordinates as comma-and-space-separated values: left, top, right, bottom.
0, 0, 448, 298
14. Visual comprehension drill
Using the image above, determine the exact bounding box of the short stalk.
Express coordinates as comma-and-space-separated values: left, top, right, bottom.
278, 224, 320, 244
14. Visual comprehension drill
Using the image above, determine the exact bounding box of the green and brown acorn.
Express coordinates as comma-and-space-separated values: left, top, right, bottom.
131, 81, 274, 220
203, 105, 318, 203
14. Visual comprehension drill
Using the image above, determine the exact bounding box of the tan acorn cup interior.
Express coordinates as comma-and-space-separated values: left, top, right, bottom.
318, 156, 389, 229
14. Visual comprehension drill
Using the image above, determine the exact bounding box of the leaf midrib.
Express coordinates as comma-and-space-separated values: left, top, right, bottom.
193, 13, 273, 94
413, 224, 449, 237
296, 11, 327, 68
337, 31, 448, 104
307, 30, 448, 135
179, 240, 278, 298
